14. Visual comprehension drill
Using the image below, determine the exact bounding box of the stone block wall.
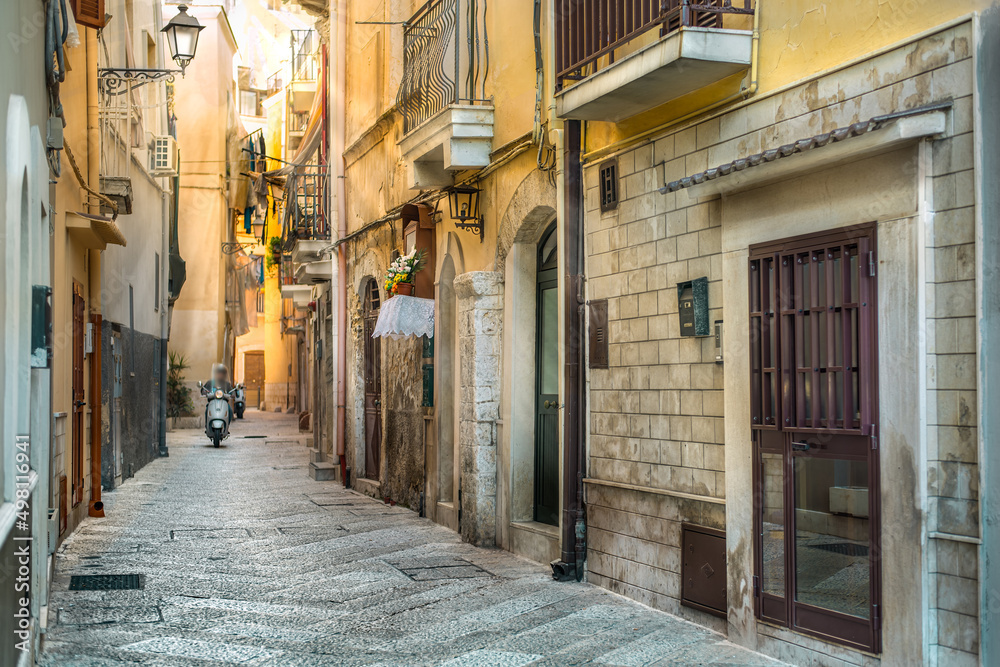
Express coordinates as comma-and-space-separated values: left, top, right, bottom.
455, 271, 503, 546
582, 20, 981, 665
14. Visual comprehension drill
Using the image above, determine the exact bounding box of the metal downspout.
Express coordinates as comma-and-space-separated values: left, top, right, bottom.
159, 192, 169, 457
333, 0, 349, 485
86, 26, 105, 517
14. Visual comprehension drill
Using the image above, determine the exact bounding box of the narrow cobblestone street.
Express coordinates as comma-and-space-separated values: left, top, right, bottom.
41, 411, 784, 666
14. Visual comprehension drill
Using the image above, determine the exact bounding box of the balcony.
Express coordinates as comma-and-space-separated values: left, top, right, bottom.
281, 166, 332, 286
289, 30, 319, 113
397, 0, 494, 190
280, 283, 312, 308
555, 0, 754, 122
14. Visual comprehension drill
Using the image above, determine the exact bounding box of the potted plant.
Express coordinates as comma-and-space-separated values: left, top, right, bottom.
384, 248, 427, 297
266, 237, 282, 270
166, 352, 195, 430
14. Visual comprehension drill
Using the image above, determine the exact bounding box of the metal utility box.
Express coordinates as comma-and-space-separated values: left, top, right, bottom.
681, 523, 727, 618
31, 285, 52, 368
588, 299, 609, 368
677, 276, 710, 337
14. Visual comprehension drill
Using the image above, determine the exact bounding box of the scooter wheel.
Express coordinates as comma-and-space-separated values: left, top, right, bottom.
213, 433, 221, 448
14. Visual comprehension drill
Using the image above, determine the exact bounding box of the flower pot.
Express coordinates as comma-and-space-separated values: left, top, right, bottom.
396, 282, 414, 296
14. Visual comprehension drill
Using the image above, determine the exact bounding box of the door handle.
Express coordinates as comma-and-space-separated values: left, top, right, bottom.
374, 399, 381, 407
791, 441, 811, 452
75, 400, 87, 408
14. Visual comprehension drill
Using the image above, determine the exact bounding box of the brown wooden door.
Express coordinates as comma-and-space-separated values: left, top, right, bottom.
72, 283, 86, 507
363, 280, 382, 480
244, 351, 265, 407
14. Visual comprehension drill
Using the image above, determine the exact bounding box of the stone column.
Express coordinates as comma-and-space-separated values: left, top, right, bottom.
454, 271, 503, 546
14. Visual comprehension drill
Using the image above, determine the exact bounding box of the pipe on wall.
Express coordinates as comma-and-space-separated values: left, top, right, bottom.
86, 25, 105, 518
556, 119, 585, 580
332, 0, 349, 485
159, 191, 169, 457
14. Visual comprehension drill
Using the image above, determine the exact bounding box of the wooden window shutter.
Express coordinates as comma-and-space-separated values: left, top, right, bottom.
72, 0, 107, 30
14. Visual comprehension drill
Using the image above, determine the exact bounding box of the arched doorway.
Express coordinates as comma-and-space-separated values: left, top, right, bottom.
534, 225, 559, 525
362, 278, 382, 480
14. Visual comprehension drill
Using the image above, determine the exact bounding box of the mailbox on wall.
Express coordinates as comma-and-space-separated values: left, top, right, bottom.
677, 277, 710, 337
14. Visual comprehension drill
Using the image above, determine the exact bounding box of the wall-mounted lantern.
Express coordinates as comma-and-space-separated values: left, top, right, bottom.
447, 184, 484, 243
162, 5, 206, 76
100, 4, 205, 94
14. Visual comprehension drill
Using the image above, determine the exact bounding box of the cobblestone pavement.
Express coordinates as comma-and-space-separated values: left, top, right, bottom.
42, 411, 786, 666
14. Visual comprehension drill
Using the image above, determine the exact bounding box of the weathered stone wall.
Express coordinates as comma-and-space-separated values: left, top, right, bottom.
343, 229, 426, 511
455, 271, 503, 546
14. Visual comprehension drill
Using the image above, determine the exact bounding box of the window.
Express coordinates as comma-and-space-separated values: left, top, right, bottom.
240, 90, 264, 117
749, 224, 881, 653
599, 159, 618, 212
256, 290, 265, 314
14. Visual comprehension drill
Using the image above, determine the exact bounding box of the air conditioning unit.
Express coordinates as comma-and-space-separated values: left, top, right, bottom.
150, 136, 179, 176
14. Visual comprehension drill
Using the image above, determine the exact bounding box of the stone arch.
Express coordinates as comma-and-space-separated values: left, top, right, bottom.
495, 168, 558, 273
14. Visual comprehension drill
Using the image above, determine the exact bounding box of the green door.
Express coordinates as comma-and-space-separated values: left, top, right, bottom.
534, 226, 560, 526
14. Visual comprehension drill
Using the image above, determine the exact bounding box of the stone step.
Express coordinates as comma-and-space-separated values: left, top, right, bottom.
308, 447, 323, 463
309, 461, 337, 481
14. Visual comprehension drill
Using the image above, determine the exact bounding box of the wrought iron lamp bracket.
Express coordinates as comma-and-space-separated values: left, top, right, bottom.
454, 218, 484, 243
99, 68, 181, 95
221, 242, 258, 255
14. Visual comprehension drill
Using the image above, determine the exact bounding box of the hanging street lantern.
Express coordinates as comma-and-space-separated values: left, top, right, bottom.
99, 4, 206, 94
162, 5, 206, 76
447, 184, 484, 243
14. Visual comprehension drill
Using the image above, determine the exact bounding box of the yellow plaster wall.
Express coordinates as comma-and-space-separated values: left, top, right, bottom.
584, 0, 992, 152
170, 8, 237, 382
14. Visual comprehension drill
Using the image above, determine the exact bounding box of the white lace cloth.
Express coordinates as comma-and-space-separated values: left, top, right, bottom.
372, 295, 435, 339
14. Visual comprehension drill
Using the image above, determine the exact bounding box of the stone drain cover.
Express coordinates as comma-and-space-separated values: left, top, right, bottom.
386, 557, 492, 581
69, 574, 143, 591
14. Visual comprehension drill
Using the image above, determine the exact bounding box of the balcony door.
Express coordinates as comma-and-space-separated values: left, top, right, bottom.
750, 225, 881, 653
534, 226, 559, 526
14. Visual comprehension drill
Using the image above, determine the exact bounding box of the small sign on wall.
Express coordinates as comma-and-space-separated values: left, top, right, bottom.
677, 277, 710, 337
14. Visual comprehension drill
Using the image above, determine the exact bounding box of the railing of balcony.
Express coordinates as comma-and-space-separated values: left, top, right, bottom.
398, 0, 491, 134
281, 166, 330, 252
554, 0, 753, 89
267, 71, 284, 98
291, 30, 319, 82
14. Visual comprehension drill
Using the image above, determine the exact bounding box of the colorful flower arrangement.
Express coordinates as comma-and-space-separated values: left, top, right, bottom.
384, 248, 428, 296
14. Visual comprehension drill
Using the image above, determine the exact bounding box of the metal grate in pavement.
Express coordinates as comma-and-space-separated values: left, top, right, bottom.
69, 574, 143, 591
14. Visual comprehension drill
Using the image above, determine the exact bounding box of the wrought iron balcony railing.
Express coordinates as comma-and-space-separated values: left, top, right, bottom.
398, 0, 492, 135
554, 0, 753, 90
291, 30, 319, 83
267, 71, 284, 98
281, 166, 330, 251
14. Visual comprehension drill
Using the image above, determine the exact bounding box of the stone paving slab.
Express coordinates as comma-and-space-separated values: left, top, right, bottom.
42, 409, 787, 666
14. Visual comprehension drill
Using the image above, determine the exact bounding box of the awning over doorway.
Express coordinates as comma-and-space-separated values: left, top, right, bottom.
372, 295, 434, 339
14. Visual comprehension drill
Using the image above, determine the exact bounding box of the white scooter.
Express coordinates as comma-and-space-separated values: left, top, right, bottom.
234, 384, 246, 419
198, 382, 235, 448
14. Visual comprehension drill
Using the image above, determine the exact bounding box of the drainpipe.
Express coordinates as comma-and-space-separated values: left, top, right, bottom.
159, 192, 169, 457
556, 119, 584, 581
332, 0, 349, 485
740, 1, 761, 99
86, 27, 105, 518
